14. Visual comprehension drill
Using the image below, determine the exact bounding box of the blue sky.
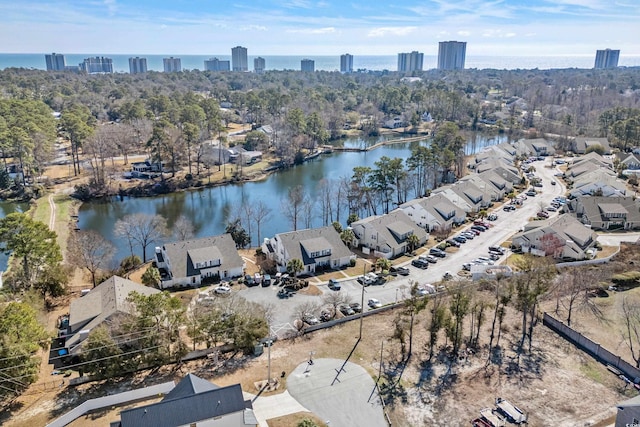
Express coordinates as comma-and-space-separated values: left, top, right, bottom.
1, 0, 639, 56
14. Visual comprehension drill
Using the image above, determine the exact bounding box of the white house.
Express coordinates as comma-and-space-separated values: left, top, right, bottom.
351, 210, 428, 258
262, 226, 355, 274
155, 234, 244, 289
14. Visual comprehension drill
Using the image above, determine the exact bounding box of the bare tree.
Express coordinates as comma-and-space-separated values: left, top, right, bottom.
115, 213, 168, 262
70, 230, 115, 287
322, 291, 350, 319
251, 200, 272, 246
282, 185, 307, 231
622, 295, 640, 368
173, 215, 195, 241
558, 267, 605, 326
291, 301, 320, 331
84, 125, 118, 187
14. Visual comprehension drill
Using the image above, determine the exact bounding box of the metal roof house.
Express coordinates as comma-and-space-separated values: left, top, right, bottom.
65, 276, 160, 354
155, 234, 245, 289
111, 373, 257, 427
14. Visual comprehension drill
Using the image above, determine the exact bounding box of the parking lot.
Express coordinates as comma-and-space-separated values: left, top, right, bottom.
235, 158, 566, 338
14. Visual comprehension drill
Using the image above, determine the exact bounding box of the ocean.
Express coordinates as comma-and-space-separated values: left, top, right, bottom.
2, 53, 640, 72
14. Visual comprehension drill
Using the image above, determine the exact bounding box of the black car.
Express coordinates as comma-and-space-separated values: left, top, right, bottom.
503, 205, 516, 212
453, 236, 467, 244
244, 275, 256, 287
349, 302, 362, 313
429, 248, 447, 258
390, 266, 410, 276
411, 259, 429, 269
471, 225, 487, 232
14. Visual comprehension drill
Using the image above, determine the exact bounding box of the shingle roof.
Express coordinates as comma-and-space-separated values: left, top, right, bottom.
119, 381, 250, 427
164, 373, 219, 400
275, 226, 353, 266
67, 276, 160, 350
352, 210, 427, 251
162, 234, 243, 279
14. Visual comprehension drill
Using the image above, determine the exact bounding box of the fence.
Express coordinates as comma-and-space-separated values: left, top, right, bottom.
543, 313, 640, 383
555, 246, 620, 269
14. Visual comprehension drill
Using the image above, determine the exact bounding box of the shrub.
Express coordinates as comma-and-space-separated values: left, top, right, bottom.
611, 271, 640, 289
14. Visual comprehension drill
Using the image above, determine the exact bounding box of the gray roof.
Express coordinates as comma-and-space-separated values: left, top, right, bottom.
572, 196, 640, 227
598, 203, 628, 215
162, 234, 243, 279
275, 226, 353, 266
119, 379, 250, 427
352, 210, 427, 251
513, 215, 597, 254
67, 276, 160, 349
164, 373, 219, 400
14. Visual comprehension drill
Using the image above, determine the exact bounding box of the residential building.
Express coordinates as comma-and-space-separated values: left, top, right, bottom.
595, 49, 620, 69
232, 46, 248, 71
163, 57, 182, 72
64, 276, 160, 354
112, 373, 257, 427
473, 159, 521, 184
351, 210, 428, 259
262, 226, 355, 274
438, 41, 466, 70
397, 51, 424, 72
254, 56, 265, 73
569, 170, 626, 198
399, 193, 466, 231
340, 53, 353, 73
80, 57, 113, 73
45, 53, 65, 71
383, 117, 406, 129
154, 234, 244, 289
615, 394, 640, 427
570, 151, 614, 168
513, 138, 556, 157
511, 215, 598, 261
204, 57, 230, 71
434, 180, 490, 213
567, 196, 640, 230
571, 137, 612, 154
301, 59, 315, 72
128, 57, 147, 74
616, 152, 640, 170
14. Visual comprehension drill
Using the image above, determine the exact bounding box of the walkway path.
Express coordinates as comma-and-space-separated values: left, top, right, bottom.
245, 390, 311, 427
48, 193, 56, 231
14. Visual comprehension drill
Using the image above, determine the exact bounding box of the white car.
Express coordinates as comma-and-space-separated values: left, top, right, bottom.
368, 298, 382, 309
214, 285, 231, 295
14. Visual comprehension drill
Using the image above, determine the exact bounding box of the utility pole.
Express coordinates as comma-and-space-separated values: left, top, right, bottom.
359, 264, 367, 340
265, 339, 273, 387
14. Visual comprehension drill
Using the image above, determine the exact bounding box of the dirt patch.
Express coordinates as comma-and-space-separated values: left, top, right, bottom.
267, 412, 327, 427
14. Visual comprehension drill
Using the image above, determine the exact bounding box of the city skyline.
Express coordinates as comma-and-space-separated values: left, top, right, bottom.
1, 1, 639, 57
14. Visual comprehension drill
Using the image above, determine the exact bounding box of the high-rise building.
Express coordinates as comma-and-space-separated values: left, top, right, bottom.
594, 49, 620, 69
301, 59, 315, 72
397, 51, 424, 72
45, 53, 66, 71
437, 41, 466, 70
204, 58, 230, 71
80, 57, 113, 73
340, 54, 353, 73
128, 57, 147, 74
254, 57, 265, 73
163, 57, 182, 72
231, 46, 248, 71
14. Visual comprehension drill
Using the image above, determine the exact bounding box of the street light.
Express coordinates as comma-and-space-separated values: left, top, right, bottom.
264, 339, 273, 387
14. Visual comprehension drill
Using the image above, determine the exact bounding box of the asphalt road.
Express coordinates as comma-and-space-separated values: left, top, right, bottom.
237, 158, 567, 337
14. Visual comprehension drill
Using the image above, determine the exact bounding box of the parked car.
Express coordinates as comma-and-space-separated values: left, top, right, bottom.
390, 265, 410, 276
466, 228, 481, 235
349, 302, 362, 313
357, 275, 372, 286
328, 279, 341, 290
476, 257, 495, 265
429, 248, 447, 258
339, 304, 355, 316
471, 225, 487, 232
453, 236, 467, 243
368, 298, 382, 309
526, 190, 537, 197
262, 274, 272, 287
446, 239, 461, 248
422, 254, 438, 263
488, 246, 506, 254
303, 313, 320, 325
461, 232, 475, 239
537, 211, 549, 218
411, 258, 429, 269
214, 285, 231, 295
489, 253, 501, 261
546, 206, 557, 212
487, 213, 498, 221
462, 263, 473, 271
503, 205, 516, 212
244, 275, 256, 287
320, 310, 333, 322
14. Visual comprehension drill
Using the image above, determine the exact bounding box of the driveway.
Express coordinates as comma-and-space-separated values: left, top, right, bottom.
286, 358, 387, 427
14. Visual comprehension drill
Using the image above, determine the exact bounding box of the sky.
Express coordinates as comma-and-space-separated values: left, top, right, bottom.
1, 0, 639, 56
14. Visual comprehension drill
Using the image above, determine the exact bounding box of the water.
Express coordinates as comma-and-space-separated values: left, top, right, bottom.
78, 133, 507, 264
2, 53, 640, 72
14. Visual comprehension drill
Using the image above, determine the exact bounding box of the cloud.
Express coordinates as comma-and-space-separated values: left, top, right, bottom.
482, 29, 517, 38
457, 30, 471, 36
240, 25, 268, 31
103, 0, 117, 16
287, 27, 336, 34
367, 26, 417, 37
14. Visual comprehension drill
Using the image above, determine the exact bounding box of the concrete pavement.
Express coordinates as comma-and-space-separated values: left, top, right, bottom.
286, 358, 387, 427
247, 389, 311, 427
